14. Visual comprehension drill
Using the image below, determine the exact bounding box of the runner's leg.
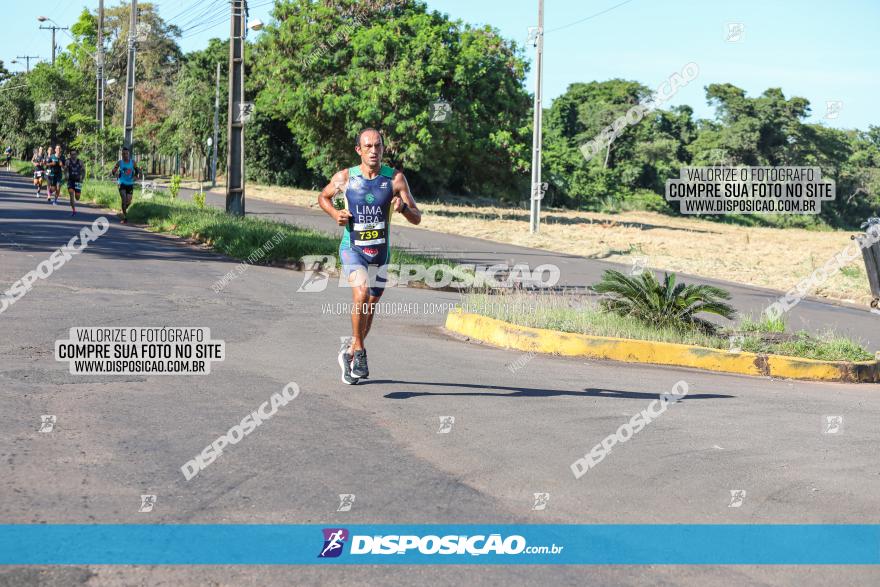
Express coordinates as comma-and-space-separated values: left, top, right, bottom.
348, 270, 370, 352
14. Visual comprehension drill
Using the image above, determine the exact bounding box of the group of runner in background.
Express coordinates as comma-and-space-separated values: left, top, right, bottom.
30, 145, 85, 216
28, 145, 140, 222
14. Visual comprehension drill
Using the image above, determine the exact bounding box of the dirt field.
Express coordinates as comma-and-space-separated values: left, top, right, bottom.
197, 180, 875, 305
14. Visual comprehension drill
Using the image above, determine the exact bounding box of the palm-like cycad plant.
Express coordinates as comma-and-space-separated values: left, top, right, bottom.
592, 269, 736, 333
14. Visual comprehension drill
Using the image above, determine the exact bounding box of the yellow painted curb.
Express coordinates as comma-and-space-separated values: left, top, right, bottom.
445, 310, 880, 383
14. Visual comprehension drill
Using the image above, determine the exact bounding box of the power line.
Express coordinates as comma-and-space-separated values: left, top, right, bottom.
163, 0, 214, 26
545, 0, 636, 34
179, 1, 227, 30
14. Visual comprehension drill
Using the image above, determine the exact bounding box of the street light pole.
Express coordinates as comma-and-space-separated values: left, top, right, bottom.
529, 0, 545, 234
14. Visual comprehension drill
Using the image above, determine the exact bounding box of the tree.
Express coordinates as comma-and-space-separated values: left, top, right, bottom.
543, 79, 691, 208
255, 0, 531, 196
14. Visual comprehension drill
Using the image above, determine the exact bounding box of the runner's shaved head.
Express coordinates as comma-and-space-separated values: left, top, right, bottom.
356, 128, 384, 147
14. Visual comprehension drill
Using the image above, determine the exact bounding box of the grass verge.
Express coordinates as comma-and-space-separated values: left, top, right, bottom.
463, 292, 874, 362
76, 180, 456, 275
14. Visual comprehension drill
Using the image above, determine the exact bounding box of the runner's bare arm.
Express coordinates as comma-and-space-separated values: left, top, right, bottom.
391, 171, 421, 225
318, 169, 351, 226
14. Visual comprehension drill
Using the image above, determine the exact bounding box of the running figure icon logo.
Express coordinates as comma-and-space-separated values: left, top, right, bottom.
438, 416, 455, 434
532, 492, 550, 511
297, 255, 336, 293
139, 494, 157, 513
337, 494, 356, 512
38, 415, 56, 433
318, 528, 349, 558
822, 415, 843, 434
728, 490, 746, 508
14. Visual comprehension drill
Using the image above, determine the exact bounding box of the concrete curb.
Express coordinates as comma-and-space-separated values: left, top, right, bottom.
445, 310, 880, 383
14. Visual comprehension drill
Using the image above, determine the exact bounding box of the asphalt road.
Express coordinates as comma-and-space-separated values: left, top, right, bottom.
1, 171, 879, 586
176, 183, 880, 349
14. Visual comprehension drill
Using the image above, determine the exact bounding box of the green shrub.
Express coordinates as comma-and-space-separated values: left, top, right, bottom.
193, 190, 206, 209
592, 269, 736, 333
169, 175, 182, 199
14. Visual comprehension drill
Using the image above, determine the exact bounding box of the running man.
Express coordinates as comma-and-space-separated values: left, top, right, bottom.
111, 146, 141, 224
3, 146, 11, 168
31, 148, 45, 197
46, 145, 65, 204
318, 128, 421, 385
65, 149, 85, 216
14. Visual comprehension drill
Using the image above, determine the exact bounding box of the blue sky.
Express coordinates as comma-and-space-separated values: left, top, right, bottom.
4, 0, 878, 129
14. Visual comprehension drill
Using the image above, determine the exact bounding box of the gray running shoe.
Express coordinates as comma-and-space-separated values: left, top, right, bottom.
338, 348, 359, 385
351, 349, 369, 379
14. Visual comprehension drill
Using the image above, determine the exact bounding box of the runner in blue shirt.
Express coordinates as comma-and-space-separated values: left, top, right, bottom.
318, 128, 422, 385
111, 146, 142, 224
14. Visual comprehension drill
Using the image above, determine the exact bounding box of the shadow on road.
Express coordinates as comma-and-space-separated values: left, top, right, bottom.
372, 380, 733, 400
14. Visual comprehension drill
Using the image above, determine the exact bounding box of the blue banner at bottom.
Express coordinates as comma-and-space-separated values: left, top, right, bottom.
0, 525, 878, 565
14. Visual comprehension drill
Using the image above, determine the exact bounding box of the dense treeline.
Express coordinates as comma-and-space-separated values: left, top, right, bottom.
0, 0, 877, 227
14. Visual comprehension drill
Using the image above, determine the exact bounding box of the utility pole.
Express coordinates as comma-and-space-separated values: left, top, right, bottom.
212, 61, 220, 188
15, 55, 39, 73
122, 0, 138, 149
528, 0, 545, 234
96, 0, 105, 131
96, 0, 105, 170
38, 23, 68, 65
226, 0, 246, 215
